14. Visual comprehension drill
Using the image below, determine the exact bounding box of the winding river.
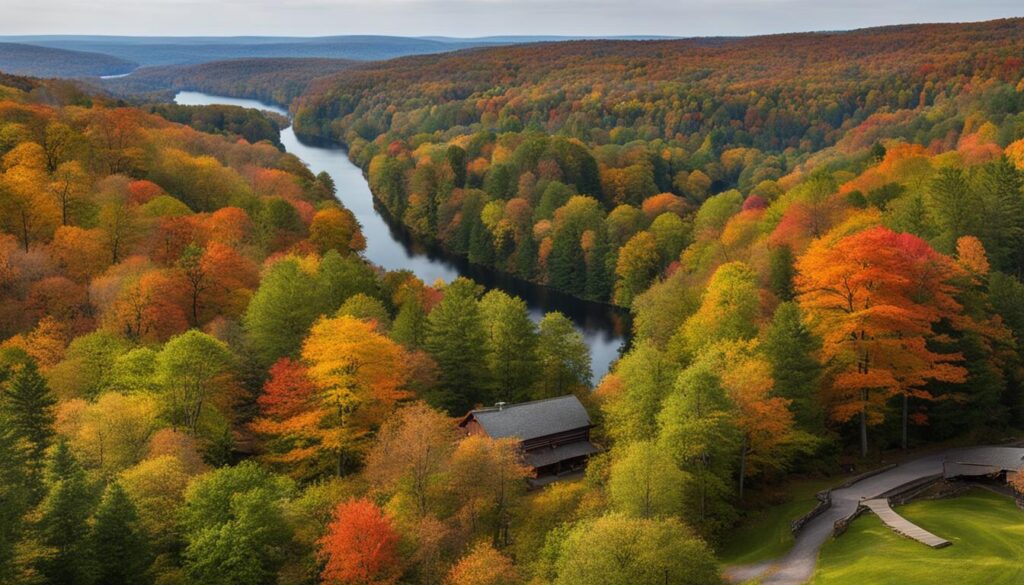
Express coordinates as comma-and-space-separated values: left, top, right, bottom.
174, 91, 628, 383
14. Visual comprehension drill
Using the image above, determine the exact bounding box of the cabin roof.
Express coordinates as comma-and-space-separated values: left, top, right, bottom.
459, 395, 592, 442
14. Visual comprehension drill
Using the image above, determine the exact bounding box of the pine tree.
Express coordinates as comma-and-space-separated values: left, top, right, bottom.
90, 483, 151, 585
0, 411, 32, 577
768, 245, 796, 301
424, 278, 490, 414
1, 360, 56, 466
391, 296, 427, 349
762, 302, 823, 432
36, 440, 95, 585
480, 291, 539, 403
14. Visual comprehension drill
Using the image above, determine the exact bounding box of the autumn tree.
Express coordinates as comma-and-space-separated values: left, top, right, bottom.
445, 543, 521, 585
448, 435, 529, 547
608, 440, 688, 518
678, 261, 760, 359
319, 498, 402, 585
614, 231, 661, 306
302, 315, 410, 475
364, 402, 457, 517
796, 226, 967, 455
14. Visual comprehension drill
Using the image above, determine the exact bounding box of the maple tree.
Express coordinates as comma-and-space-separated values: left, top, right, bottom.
796, 226, 967, 455
319, 498, 402, 585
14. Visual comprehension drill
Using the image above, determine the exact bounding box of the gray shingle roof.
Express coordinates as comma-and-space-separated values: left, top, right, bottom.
462, 395, 592, 441
525, 441, 599, 468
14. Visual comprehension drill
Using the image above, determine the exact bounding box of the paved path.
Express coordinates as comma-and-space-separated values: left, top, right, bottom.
724, 446, 1024, 585
862, 498, 950, 548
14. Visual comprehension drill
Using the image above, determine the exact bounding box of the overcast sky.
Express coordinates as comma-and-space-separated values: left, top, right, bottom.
2, 0, 1022, 37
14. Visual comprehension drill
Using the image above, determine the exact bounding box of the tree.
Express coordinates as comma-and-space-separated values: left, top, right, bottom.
302, 315, 410, 475
155, 330, 235, 436
762, 302, 822, 432
552, 514, 718, 585
768, 245, 796, 301
48, 160, 89, 226
600, 340, 677, 444
178, 243, 208, 327
614, 231, 661, 306
424, 278, 490, 414
35, 440, 96, 585
59, 392, 160, 476
0, 411, 31, 577
243, 258, 322, 367
319, 498, 402, 585
181, 462, 294, 585
536, 313, 591, 398
796, 226, 967, 455
364, 402, 457, 517
250, 358, 325, 476
656, 352, 739, 536
447, 435, 529, 547
445, 543, 521, 585
479, 290, 539, 404
392, 295, 428, 349
1, 359, 56, 469
89, 482, 151, 585
928, 167, 976, 252
678, 261, 760, 358
338, 293, 391, 331
608, 440, 688, 518
310, 207, 365, 255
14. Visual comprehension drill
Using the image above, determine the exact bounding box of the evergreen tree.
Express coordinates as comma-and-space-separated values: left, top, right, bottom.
35, 440, 95, 585
977, 157, 1024, 276
768, 245, 796, 301
424, 278, 490, 413
468, 214, 496, 266
89, 483, 150, 585
515, 232, 538, 280
0, 411, 31, 577
761, 302, 823, 432
548, 230, 587, 297
585, 227, 613, 301
1, 360, 56, 468
536, 313, 591, 399
391, 296, 427, 349
446, 145, 467, 189
479, 291, 540, 403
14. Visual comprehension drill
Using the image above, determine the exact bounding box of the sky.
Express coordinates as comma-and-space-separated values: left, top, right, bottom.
1, 0, 1022, 37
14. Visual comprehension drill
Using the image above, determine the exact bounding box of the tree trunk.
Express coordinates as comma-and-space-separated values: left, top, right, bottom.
738, 439, 747, 500
901, 393, 909, 451
860, 391, 868, 458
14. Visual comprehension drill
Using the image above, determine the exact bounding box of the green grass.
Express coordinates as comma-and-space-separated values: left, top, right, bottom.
719, 477, 838, 566
813, 489, 1024, 585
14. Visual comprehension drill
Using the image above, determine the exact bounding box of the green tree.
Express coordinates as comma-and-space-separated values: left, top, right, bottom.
479, 290, 540, 403
677, 261, 760, 358
929, 166, 977, 252
243, 258, 322, 366
447, 145, 467, 188
0, 411, 31, 577
89, 483, 151, 585
337, 293, 391, 331
657, 353, 740, 537
181, 462, 294, 585
35, 440, 96, 585
424, 278, 490, 413
536, 313, 591, 399
391, 295, 427, 349
552, 514, 718, 585
608, 441, 688, 518
601, 340, 678, 443
1, 359, 56, 468
614, 231, 661, 306
761, 302, 822, 432
156, 330, 234, 436
768, 245, 796, 301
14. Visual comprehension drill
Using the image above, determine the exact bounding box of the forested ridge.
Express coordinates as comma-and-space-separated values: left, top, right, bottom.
293, 18, 1024, 304
3, 16, 1024, 585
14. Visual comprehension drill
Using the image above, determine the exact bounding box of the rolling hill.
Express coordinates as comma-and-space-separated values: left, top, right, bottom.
0, 42, 137, 77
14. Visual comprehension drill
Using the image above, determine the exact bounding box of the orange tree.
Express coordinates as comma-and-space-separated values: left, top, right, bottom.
796, 226, 966, 456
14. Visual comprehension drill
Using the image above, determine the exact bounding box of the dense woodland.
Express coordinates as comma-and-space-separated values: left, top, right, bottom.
3, 17, 1024, 585
0, 43, 136, 78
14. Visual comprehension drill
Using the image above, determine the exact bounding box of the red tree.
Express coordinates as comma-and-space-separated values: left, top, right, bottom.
319, 499, 402, 585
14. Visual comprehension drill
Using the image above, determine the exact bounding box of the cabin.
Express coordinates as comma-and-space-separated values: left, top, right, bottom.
458, 395, 598, 488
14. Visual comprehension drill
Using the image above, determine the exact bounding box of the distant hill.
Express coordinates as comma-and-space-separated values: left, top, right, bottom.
0, 35, 509, 67
0, 42, 137, 77
96, 57, 357, 107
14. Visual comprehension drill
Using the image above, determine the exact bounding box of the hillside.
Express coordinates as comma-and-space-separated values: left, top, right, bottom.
292, 17, 1024, 303
0, 42, 137, 77
0, 35, 508, 67
99, 57, 356, 107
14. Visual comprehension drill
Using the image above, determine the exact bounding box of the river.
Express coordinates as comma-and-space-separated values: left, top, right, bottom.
174, 91, 628, 383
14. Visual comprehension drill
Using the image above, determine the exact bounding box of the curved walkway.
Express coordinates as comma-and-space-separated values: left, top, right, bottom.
724, 446, 1024, 585
861, 498, 950, 548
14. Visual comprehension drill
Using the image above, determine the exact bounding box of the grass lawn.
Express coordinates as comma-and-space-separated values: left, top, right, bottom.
719, 477, 837, 566
813, 489, 1024, 585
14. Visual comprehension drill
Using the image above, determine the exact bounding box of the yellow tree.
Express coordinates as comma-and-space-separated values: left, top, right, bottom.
302, 315, 410, 476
